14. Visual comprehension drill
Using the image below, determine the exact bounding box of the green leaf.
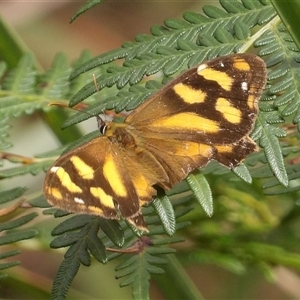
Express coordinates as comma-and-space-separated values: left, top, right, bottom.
186, 171, 213, 217
152, 195, 176, 236
257, 122, 288, 186
0, 160, 53, 178
0, 212, 38, 232
232, 163, 252, 183
0, 229, 38, 245
86, 234, 107, 263
0, 187, 27, 204
0, 249, 20, 260
270, 0, 300, 51
0, 250, 21, 275
51, 256, 81, 300
28, 194, 52, 208
70, 0, 105, 23
0, 261, 20, 271
38, 53, 71, 100
3, 52, 36, 94
51, 215, 96, 236
98, 218, 124, 248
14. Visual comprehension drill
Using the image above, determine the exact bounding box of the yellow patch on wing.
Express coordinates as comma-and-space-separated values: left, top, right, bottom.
53, 166, 82, 193
87, 205, 105, 215
173, 142, 213, 158
247, 87, 257, 110
198, 143, 214, 158
233, 58, 250, 71
150, 112, 220, 133
197, 66, 233, 91
70, 156, 94, 180
90, 187, 115, 209
215, 144, 234, 153
215, 98, 242, 124
49, 187, 63, 200
132, 174, 151, 199
103, 153, 127, 197
173, 83, 206, 104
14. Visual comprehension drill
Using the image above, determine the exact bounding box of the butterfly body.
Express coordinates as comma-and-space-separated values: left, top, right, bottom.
44, 53, 267, 230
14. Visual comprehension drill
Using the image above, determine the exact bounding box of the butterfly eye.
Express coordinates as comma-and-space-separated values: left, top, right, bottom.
100, 123, 107, 135
96, 115, 107, 135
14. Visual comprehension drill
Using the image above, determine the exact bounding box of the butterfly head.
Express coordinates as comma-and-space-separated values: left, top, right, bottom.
96, 115, 108, 135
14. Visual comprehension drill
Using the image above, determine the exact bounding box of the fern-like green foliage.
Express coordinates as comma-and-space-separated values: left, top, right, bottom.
48, 194, 190, 299
2, 0, 300, 299
69, 0, 104, 23
0, 187, 38, 279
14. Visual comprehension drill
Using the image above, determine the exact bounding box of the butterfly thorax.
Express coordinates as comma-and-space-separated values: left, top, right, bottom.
104, 120, 171, 186
104, 121, 138, 149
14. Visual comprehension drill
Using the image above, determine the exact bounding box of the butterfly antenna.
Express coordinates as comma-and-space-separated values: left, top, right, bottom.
49, 75, 107, 134
92, 74, 107, 134
93, 73, 99, 92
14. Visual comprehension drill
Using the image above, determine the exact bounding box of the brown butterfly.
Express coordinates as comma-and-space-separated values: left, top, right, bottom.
44, 53, 267, 231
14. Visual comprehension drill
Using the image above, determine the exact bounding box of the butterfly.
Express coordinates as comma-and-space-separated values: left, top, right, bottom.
44, 53, 267, 231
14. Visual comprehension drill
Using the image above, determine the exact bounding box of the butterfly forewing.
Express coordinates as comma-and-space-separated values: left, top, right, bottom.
127, 54, 266, 145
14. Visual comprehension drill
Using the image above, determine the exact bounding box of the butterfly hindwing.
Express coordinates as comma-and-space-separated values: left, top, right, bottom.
44, 138, 141, 216
139, 137, 216, 188
44, 136, 164, 230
